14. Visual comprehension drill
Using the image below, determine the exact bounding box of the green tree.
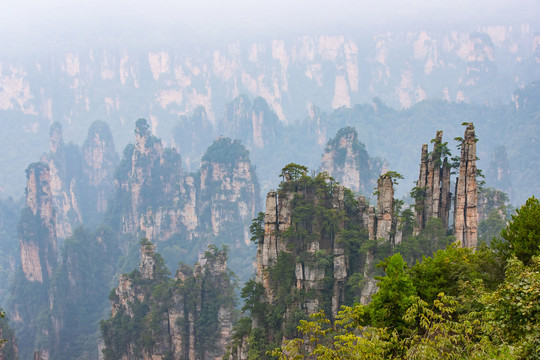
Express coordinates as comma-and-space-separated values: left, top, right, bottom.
280, 163, 309, 182
483, 255, 540, 359
403, 294, 514, 360
369, 254, 416, 334
396, 217, 454, 265
409, 244, 502, 304
495, 196, 540, 265
250, 212, 265, 244
270, 305, 387, 360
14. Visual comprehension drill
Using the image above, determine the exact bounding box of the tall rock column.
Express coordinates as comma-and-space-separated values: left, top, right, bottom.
376, 173, 394, 243
320, 127, 381, 195
414, 131, 451, 233
454, 123, 478, 248
415, 144, 429, 229
41, 122, 81, 240
82, 121, 118, 214
11, 163, 59, 360
332, 186, 348, 317
19, 163, 58, 283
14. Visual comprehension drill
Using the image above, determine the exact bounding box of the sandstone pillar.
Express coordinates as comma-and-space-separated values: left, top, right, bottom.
454, 123, 478, 248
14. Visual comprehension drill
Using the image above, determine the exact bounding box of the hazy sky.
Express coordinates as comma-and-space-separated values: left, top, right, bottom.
2, 0, 538, 47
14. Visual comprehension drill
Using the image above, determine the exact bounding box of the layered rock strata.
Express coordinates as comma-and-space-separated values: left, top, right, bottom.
454, 123, 478, 248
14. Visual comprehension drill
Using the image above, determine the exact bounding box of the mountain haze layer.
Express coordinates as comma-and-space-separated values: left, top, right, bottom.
0, 25, 538, 197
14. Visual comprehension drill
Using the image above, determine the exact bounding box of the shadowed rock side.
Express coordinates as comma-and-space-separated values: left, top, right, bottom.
454, 123, 478, 248
101, 241, 235, 360
82, 121, 119, 216
486, 145, 512, 201
320, 127, 381, 195
414, 131, 452, 233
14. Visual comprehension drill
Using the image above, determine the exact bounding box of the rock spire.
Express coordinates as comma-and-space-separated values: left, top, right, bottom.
454, 123, 478, 248
414, 131, 452, 233
19, 163, 57, 283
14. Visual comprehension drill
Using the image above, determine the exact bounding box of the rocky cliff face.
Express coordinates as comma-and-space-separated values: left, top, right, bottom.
82, 121, 118, 215
486, 145, 512, 200
10, 121, 118, 360
454, 123, 478, 248
220, 96, 279, 150
230, 166, 400, 359
110, 119, 259, 279
199, 137, 260, 245
173, 106, 215, 172
19, 162, 57, 283
11, 162, 58, 359
320, 127, 381, 195
102, 241, 235, 360
9, 118, 259, 359
40, 122, 82, 239
40, 121, 117, 238
414, 131, 452, 233
1, 27, 535, 144
1, 26, 538, 202
412, 126, 478, 248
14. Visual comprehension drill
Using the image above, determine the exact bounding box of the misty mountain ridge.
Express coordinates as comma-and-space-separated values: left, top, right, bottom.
0, 24, 538, 197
